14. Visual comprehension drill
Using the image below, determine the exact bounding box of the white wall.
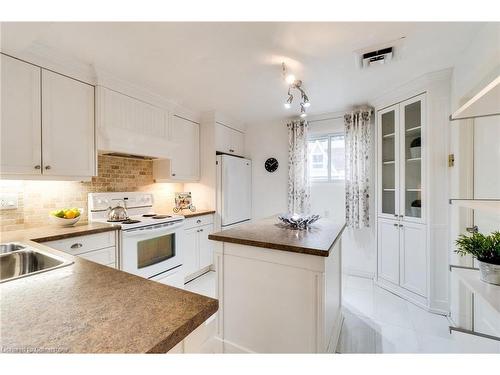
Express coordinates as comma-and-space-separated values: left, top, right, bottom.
245, 120, 289, 219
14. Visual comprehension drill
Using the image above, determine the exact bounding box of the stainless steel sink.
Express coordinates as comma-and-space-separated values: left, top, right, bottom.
0, 243, 73, 283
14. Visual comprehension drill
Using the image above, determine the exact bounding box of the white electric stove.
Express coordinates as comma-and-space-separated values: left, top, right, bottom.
88, 192, 185, 287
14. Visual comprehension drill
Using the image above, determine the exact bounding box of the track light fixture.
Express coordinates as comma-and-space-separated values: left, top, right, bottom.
282, 62, 311, 117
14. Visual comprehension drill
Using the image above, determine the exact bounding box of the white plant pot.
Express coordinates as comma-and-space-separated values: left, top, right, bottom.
478, 260, 500, 286
410, 147, 421, 158
410, 207, 421, 217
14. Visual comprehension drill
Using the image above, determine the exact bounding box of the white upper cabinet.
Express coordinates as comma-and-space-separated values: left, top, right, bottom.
1, 54, 42, 175
215, 122, 244, 156
41, 70, 95, 177
153, 115, 200, 182
1, 54, 96, 179
96, 86, 172, 159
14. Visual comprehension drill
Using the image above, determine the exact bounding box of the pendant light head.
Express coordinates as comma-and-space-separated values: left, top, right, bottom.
281, 62, 311, 117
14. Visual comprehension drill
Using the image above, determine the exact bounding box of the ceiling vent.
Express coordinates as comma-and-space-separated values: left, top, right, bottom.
355, 37, 405, 69
361, 47, 393, 68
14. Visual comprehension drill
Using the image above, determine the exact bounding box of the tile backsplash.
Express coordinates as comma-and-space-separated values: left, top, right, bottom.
0, 155, 183, 231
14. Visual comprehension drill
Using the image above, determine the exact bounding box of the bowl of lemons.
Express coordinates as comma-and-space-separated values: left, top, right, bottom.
50, 208, 82, 226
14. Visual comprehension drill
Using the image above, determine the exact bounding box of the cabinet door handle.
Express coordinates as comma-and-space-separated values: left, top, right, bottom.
45, 165, 51, 170
399, 224, 403, 228
70, 243, 83, 249
393, 223, 398, 227
34, 165, 41, 170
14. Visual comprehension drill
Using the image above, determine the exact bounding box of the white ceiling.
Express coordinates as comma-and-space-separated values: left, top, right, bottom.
0, 22, 484, 124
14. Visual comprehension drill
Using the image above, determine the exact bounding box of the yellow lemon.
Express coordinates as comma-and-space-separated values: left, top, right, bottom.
64, 210, 76, 219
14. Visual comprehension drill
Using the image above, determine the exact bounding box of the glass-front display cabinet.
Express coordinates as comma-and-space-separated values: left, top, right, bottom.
377, 94, 425, 223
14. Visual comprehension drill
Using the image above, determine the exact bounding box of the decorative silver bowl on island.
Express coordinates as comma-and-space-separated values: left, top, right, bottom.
478, 260, 500, 286
277, 213, 320, 230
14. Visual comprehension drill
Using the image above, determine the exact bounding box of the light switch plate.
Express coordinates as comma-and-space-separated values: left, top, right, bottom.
0, 193, 18, 210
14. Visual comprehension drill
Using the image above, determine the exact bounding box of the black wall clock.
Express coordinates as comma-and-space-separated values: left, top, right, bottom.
265, 157, 279, 173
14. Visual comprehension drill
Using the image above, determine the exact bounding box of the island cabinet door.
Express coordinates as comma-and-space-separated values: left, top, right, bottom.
198, 224, 214, 269
377, 218, 400, 285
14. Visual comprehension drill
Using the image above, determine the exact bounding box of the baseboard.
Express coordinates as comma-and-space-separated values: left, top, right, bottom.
343, 267, 375, 279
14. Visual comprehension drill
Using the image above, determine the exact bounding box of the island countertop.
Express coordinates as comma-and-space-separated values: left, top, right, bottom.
0, 226, 218, 353
208, 216, 346, 257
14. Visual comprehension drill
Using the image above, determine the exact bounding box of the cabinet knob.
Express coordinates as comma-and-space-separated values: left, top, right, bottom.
34, 165, 41, 170
196, 219, 201, 223
171, 173, 176, 176
45, 165, 51, 170
229, 149, 235, 153
399, 215, 403, 218
399, 224, 403, 228
200, 228, 204, 232
393, 214, 398, 218
70, 243, 83, 249
393, 223, 398, 227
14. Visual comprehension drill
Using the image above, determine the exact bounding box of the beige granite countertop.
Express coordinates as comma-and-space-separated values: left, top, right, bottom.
0, 225, 218, 353
209, 216, 346, 257
0, 222, 121, 243
181, 210, 216, 218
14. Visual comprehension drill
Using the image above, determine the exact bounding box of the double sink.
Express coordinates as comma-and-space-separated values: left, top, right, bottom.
0, 243, 73, 283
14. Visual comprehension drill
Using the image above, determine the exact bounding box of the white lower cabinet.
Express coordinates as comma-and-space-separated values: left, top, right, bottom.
167, 315, 218, 353
40, 231, 118, 268
378, 217, 427, 299
378, 218, 400, 285
400, 221, 427, 297
182, 214, 214, 282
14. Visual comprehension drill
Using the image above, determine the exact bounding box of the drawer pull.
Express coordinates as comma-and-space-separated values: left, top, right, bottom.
70, 243, 83, 249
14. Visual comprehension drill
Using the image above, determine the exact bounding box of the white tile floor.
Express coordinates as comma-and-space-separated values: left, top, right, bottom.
184, 271, 500, 353
339, 275, 500, 353
184, 271, 216, 298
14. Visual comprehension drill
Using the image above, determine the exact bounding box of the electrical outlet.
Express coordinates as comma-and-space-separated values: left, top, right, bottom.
0, 193, 18, 210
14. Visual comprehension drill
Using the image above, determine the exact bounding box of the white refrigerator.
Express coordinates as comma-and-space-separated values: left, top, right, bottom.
216, 154, 252, 229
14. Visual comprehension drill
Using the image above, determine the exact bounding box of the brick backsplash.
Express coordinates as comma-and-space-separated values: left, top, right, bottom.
0, 155, 183, 231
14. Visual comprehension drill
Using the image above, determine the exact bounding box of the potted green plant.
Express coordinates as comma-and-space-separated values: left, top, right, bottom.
455, 231, 500, 285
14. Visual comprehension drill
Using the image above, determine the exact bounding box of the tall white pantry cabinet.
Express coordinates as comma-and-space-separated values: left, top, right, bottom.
374, 70, 451, 314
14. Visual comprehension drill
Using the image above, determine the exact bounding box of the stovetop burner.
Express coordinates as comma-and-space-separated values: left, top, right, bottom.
121, 219, 141, 224
142, 214, 157, 217
108, 218, 141, 224
151, 215, 171, 219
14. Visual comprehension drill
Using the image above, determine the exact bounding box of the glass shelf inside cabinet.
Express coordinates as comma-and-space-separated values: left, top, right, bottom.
404, 100, 422, 219
381, 110, 397, 215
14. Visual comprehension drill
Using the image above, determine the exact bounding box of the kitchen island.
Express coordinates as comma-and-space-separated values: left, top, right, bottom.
0, 224, 218, 353
209, 216, 346, 353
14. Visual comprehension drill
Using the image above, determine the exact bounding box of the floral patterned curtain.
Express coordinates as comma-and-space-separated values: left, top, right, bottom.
344, 109, 372, 228
287, 120, 310, 215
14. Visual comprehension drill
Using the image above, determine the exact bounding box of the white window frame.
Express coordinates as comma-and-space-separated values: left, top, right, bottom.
308, 132, 345, 183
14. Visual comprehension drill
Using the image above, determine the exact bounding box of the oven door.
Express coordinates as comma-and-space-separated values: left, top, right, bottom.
121, 221, 184, 279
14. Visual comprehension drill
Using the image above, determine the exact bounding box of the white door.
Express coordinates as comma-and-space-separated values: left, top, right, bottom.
377, 104, 400, 220
377, 218, 400, 285
41, 70, 95, 177
199, 224, 214, 269
170, 115, 199, 181
0, 54, 42, 175
221, 155, 252, 226
400, 94, 425, 223
183, 227, 199, 278
400, 222, 427, 297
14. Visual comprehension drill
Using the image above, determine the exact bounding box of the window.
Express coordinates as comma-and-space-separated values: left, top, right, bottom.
308, 134, 345, 182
